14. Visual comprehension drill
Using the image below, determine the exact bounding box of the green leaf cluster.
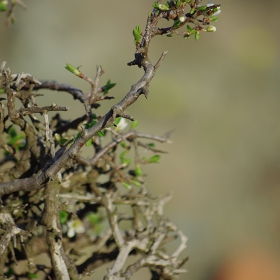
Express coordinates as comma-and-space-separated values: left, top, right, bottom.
132, 25, 141, 45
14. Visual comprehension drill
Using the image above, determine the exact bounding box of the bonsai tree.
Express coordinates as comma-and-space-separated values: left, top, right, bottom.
0, 1, 221, 279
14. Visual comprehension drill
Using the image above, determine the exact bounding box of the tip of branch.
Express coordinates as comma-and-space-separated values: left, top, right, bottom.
162, 129, 175, 142
154, 51, 169, 69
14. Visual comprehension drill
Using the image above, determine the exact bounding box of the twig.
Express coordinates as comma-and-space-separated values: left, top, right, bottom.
18, 104, 69, 116
43, 112, 55, 158
154, 51, 169, 69
76, 130, 172, 167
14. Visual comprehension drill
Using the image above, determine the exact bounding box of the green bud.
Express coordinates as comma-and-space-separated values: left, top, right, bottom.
206, 26, 216, 32
133, 25, 141, 44
54, 133, 61, 142
65, 63, 81, 76
195, 31, 200, 41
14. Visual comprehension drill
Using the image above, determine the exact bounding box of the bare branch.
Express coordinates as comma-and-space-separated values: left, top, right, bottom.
17, 104, 69, 116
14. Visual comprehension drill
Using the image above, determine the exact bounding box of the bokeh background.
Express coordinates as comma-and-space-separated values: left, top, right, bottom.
1, 0, 280, 279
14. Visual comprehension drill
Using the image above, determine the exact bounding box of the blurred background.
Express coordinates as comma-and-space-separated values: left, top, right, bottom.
1, 0, 280, 279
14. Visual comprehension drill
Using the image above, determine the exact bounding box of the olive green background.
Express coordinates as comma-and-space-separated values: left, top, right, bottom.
1, 0, 280, 279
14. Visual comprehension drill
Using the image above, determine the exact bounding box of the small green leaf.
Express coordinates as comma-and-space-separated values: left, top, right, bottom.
8, 126, 17, 138
187, 25, 193, 31
122, 182, 131, 189
59, 211, 69, 224
27, 273, 38, 279
60, 138, 69, 145
0, 3, 8, 11
190, 8, 195, 14
103, 79, 116, 95
197, 5, 207, 11
173, 20, 181, 28
149, 155, 161, 163
75, 132, 81, 140
213, 7, 219, 13
86, 138, 92, 146
130, 120, 138, 129
135, 165, 143, 176
120, 151, 128, 158
115, 117, 122, 125
122, 158, 131, 166
97, 130, 105, 137
120, 141, 127, 148
210, 16, 219, 22
176, 0, 181, 7
147, 143, 155, 148
186, 25, 195, 35
195, 31, 200, 41
131, 179, 142, 187
84, 120, 105, 137
86, 120, 97, 128
120, 151, 131, 166
86, 212, 101, 225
